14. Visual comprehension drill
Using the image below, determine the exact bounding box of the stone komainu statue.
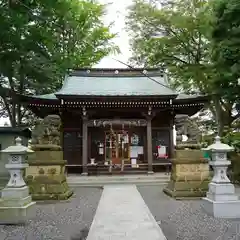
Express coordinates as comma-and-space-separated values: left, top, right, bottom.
175, 114, 201, 144
31, 115, 61, 146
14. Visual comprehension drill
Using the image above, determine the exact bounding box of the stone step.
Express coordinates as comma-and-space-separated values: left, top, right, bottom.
69, 180, 168, 187
88, 165, 149, 176
95, 171, 148, 175
67, 174, 169, 187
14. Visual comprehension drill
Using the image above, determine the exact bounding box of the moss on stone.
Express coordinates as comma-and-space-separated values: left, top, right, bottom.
27, 160, 67, 166
175, 149, 205, 161
163, 149, 210, 199
26, 175, 73, 201
31, 189, 73, 201
31, 144, 62, 151
25, 148, 72, 201
172, 159, 208, 164
163, 186, 207, 199
28, 150, 64, 162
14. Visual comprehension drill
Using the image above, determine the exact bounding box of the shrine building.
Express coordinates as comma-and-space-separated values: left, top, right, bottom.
20, 68, 208, 175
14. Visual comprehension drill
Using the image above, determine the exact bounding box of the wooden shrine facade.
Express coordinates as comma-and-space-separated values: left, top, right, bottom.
61, 105, 175, 174
19, 68, 208, 175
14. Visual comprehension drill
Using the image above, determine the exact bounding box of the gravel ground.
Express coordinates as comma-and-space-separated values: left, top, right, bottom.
0, 187, 103, 240
138, 185, 240, 240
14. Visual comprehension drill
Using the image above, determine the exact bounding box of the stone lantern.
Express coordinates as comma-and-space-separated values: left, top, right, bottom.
202, 136, 240, 218
0, 137, 36, 224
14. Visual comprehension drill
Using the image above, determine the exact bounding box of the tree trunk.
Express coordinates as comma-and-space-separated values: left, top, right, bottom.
212, 96, 234, 136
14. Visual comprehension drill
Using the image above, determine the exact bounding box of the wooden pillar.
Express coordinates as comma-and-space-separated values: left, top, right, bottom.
82, 115, 88, 176
169, 115, 175, 159
142, 107, 155, 174
146, 117, 154, 174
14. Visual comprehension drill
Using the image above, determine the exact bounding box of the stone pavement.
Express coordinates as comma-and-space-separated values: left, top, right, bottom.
87, 184, 167, 240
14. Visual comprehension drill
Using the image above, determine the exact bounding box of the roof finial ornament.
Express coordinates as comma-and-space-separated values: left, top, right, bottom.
115, 70, 119, 74
214, 135, 221, 143
15, 137, 22, 146
82, 106, 87, 116
148, 106, 152, 116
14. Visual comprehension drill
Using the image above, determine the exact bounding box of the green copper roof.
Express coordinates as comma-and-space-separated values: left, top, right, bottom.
33, 93, 57, 100
30, 92, 205, 101
55, 69, 177, 97
175, 93, 206, 100
27, 69, 207, 101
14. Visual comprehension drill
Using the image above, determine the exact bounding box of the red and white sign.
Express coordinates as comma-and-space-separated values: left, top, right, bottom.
157, 145, 168, 159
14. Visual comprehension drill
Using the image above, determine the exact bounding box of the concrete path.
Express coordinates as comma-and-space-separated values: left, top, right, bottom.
87, 185, 167, 240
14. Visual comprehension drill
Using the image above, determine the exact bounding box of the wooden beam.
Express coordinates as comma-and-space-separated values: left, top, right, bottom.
87, 119, 147, 127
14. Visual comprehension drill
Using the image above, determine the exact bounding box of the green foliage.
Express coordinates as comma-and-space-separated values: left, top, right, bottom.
203, 131, 240, 152
211, 0, 240, 104
0, 0, 117, 126
201, 133, 215, 146
228, 152, 240, 183
126, 0, 238, 135
222, 132, 240, 152
126, 0, 212, 93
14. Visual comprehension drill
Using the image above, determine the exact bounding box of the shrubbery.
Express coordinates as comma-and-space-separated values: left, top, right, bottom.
222, 132, 240, 153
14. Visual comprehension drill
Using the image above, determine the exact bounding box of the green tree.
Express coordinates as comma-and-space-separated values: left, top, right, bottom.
211, 0, 240, 115
126, 0, 237, 135
0, 0, 117, 127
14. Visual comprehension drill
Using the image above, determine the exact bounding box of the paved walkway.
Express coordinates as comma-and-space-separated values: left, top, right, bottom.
87, 185, 167, 240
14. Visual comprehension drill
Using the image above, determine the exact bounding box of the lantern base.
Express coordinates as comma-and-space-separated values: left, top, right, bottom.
0, 186, 36, 224
202, 198, 240, 219
0, 201, 36, 224
206, 182, 238, 201
202, 182, 240, 218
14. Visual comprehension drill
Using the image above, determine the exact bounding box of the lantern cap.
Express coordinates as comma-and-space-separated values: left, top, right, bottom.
1, 137, 34, 154
203, 136, 234, 152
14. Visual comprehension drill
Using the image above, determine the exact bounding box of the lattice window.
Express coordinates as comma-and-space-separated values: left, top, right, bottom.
217, 153, 225, 160
11, 155, 20, 162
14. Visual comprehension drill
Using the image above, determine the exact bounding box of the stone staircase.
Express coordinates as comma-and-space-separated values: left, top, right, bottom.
67, 173, 170, 187
88, 164, 148, 176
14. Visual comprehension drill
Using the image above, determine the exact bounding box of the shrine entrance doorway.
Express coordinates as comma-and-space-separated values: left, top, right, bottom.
105, 129, 130, 165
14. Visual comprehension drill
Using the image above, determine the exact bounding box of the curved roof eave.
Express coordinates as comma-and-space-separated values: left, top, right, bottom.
174, 93, 209, 103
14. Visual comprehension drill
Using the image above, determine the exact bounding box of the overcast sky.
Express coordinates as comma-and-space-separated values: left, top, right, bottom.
95, 0, 132, 68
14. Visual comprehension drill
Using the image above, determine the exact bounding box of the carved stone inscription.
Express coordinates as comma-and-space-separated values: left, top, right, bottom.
176, 163, 209, 181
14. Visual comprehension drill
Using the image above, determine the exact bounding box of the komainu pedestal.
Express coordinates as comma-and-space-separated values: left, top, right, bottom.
25, 115, 73, 201
163, 149, 210, 199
